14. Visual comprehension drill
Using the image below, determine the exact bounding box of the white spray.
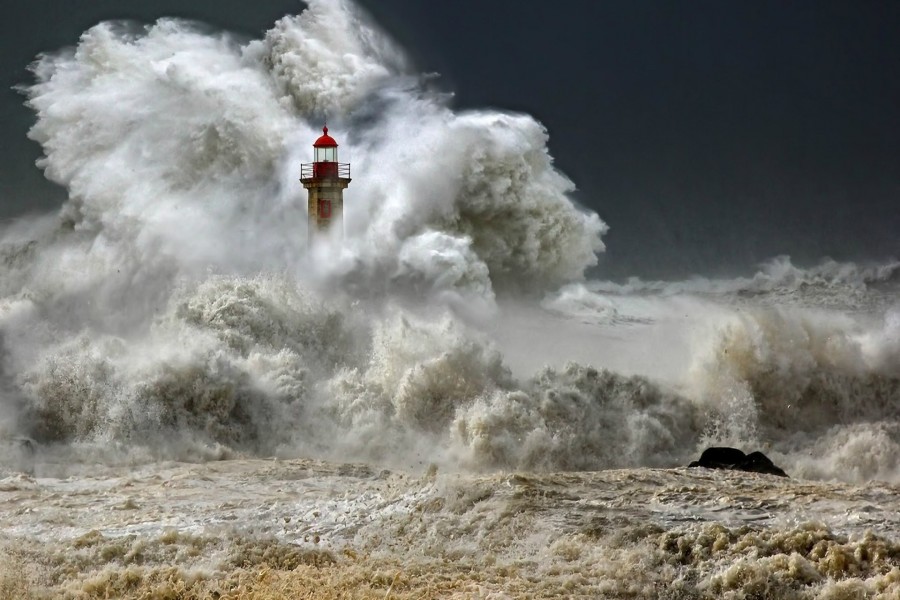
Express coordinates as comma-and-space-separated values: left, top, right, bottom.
2, 0, 899, 483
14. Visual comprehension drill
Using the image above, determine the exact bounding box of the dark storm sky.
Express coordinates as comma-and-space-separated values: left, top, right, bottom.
2, 0, 898, 278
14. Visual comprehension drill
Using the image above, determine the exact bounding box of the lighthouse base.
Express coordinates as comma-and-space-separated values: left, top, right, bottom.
301, 176, 350, 243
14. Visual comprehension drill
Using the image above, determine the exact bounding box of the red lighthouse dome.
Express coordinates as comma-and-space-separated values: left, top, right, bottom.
313, 125, 338, 148
312, 125, 339, 165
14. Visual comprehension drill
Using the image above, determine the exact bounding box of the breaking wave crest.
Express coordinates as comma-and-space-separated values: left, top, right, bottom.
7, 266, 898, 483
690, 305, 900, 482
588, 255, 900, 310
6, 275, 697, 472
22, 0, 604, 306
1, 0, 613, 470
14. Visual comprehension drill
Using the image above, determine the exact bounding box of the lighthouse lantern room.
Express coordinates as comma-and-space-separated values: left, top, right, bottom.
300, 125, 351, 243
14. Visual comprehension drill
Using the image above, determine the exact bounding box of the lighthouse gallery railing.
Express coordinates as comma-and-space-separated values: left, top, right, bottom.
300, 162, 350, 180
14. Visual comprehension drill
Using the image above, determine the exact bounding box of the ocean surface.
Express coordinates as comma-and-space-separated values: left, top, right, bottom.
1, 1, 898, 597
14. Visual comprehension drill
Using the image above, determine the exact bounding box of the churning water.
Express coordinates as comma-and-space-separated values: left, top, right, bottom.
1, 1, 898, 597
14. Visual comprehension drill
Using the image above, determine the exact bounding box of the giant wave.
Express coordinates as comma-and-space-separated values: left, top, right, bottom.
0, 0, 898, 486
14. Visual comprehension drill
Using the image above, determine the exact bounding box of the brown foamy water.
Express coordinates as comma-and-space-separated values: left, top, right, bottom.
1, 458, 898, 598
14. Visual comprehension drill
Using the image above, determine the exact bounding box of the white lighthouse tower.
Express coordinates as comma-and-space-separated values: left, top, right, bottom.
300, 125, 351, 244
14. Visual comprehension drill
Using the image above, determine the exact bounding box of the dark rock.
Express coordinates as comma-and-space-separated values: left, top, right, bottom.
688, 446, 788, 477
696, 447, 747, 469
741, 451, 789, 477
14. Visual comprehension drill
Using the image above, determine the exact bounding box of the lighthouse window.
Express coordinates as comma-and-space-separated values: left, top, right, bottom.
315, 146, 337, 162
319, 199, 332, 218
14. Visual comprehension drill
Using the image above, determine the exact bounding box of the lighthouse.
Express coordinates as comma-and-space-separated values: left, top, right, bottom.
300, 125, 351, 243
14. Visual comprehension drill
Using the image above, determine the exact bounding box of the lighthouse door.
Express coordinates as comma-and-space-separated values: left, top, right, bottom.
318, 199, 332, 219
